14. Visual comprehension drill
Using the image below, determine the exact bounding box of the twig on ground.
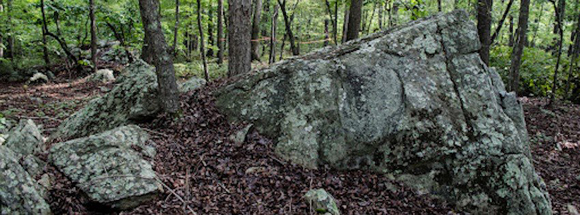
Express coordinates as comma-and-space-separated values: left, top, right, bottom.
156, 176, 198, 215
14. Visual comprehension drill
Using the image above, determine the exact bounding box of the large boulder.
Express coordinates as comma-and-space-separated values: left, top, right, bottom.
0, 146, 52, 215
55, 61, 160, 139
50, 125, 159, 210
3, 119, 44, 156
215, 11, 551, 214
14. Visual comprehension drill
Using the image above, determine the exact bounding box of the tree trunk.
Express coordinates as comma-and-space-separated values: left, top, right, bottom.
324, 19, 330, 46
345, 0, 362, 41
324, 0, 338, 44
0, 0, 4, 58
228, 0, 252, 76
172, 0, 180, 56
477, 0, 493, 65
508, 0, 530, 93
217, 0, 225, 64
531, 2, 544, 46
550, 0, 565, 102
342, 8, 349, 43
438, 0, 442, 12
490, 0, 514, 45
269, 4, 278, 64
508, 15, 514, 47
40, 0, 50, 65
207, 2, 215, 57
378, 1, 383, 30
251, 0, 263, 61
278, 0, 299, 56
197, 0, 209, 81
390, 2, 398, 27
90, 0, 98, 73
565, 11, 580, 98
6, 0, 13, 58
138, 0, 180, 114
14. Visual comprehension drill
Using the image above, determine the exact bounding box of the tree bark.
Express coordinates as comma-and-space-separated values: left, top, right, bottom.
278, 0, 299, 56
250, 0, 263, 61
90, 0, 98, 73
207, 2, 215, 57
138, 0, 180, 114
6, 0, 13, 58
40, 0, 50, 65
197, 0, 209, 81
345, 0, 362, 41
324, 19, 330, 46
550, 0, 565, 102
477, 0, 493, 65
171, 0, 180, 56
490, 0, 514, 45
269, 4, 278, 64
342, 8, 349, 43
217, 0, 225, 64
324, 0, 338, 44
228, 0, 252, 76
508, 15, 514, 47
508, 0, 530, 93
438, 0, 442, 12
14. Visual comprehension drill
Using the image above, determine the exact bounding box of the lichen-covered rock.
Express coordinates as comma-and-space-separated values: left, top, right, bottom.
0, 146, 52, 215
49, 125, 159, 210
55, 61, 160, 139
28, 72, 48, 84
303, 189, 340, 215
4, 119, 44, 156
89, 69, 116, 83
215, 10, 551, 214
179, 76, 206, 93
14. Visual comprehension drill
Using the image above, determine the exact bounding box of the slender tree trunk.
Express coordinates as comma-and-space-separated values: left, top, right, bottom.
366, 3, 376, 34
490, 0, 514, 45
269, 4, 278, 64
197, 0, 209, 81
550, 0, 565, 102
508, 15, 515, 47
477, 0, 493, 65
40, 0, 50, 65
277, 0, 299, 56
342, 8, 349, 43
217, 0, 225, 64
279, 33, 286, 60
172, 0, 180, 56
390, 2, 398, 27
90, 0, 98, 73
207, 2, 215, 57
138, 0, 180, 114
251, 0, 263, 61
324, 0, 338, 44
228, 0, 252, 76
508, 0, 530, 93
438, 0, 442, 12
531, 2, 544, 46
6, 0, 13, 58
0, 0, 4, 58
346, 0, 362, 41
565, 10, 580, 98
324, 19, 330, 46
378, 1, 383, 30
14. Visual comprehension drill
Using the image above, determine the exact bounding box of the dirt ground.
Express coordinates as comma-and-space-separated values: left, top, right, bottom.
1, 79, 578, 214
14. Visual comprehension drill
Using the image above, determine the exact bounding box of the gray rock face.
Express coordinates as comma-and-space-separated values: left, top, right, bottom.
50, 125, 159, 210
55, 61, 160, 139
4, 119, 44, 156
179, 76, 206, 93
303, 189, 340, 215
215, 11, 551, 214
0, 146, 52, 215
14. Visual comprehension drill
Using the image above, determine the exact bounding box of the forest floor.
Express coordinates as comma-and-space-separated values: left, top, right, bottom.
1, 78, 579, 214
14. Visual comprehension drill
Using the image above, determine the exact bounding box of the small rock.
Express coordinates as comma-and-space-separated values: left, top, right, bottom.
50, 125, 159, 210
245, 166, 266, 174
568, 204, 579, 215
576, 174, 580, 182
90, 69, 115, 83
230, 124, 253, 145
179, 76, 206, 93
28, 72, 48, 84
303, 189, 340, 215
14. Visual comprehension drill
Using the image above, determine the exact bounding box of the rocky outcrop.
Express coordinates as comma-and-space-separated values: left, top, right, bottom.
50, 125, 159, 210
215, 10, 551, 214
0, 146, 52, 215
55, 61, 160, 139
303, 189, 340, 215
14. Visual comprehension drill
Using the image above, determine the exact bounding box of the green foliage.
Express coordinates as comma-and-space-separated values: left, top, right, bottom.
174, 61, 227, 80
491, 45, 571, 97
